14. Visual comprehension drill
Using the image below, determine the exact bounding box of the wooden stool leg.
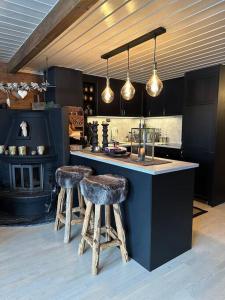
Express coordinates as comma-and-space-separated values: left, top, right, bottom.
105, 205, 111, 242
84, 197, 94, 231
92, 204, 101, 275
54, 187, 65, 231
78, 201, 93, 256
77, 184, 85, 217
113, 204, 129, 263
64, 188, 73, 243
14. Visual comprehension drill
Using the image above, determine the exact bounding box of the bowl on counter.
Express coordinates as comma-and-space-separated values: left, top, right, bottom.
104, 146, 127, 154
104, 146, 127, 155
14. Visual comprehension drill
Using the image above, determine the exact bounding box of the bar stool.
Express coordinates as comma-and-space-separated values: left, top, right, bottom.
78, 174, 129, 275
54, 165, 93, 243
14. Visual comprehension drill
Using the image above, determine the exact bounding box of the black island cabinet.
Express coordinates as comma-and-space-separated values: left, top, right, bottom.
70, 151, 197, 272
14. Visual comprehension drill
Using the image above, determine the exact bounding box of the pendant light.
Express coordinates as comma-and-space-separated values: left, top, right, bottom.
101, 59, 114, 103
146, 36, 163, 97
121, 47, 135, 101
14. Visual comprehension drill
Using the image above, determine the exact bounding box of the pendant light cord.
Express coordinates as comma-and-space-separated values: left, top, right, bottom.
153, 36, 157, 69
128, 47, 130, 73
107, 59, 109, 78
45, 56, 49, 84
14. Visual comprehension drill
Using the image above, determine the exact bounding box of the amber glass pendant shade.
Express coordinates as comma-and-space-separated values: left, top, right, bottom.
121, 73, 135, 101
146, 68, 163, 97
121, 48, 135, 101
101, 77, 114, 103
101, 59, 114, 103
146, 37, 163, 97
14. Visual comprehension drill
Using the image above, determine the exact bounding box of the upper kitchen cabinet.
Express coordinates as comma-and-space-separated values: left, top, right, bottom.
143, 77, 184, 117
121, 82, 143, 116
45, 66, 83, 107
182, 65, 225, 206
143, 86, 165, 117
185, 66, 219, 106
164, 77, 184, 116
82, 74, 98, 116
97, 77, 122, 116
84, 74, 144, 117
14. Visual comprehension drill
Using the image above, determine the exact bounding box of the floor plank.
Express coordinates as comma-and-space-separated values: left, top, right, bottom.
0, 201, 225, 300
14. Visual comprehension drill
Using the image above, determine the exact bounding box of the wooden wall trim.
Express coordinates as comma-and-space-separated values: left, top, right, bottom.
7, 0, 98, 73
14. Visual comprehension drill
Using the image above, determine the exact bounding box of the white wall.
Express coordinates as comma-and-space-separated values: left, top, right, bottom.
87, 115, 182, 145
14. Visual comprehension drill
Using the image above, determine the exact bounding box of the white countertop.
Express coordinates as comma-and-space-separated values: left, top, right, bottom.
70, 151, 198, 175
118, 142, 182, 149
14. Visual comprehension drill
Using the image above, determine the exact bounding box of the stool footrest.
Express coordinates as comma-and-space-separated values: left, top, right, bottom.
82, 226, 121, 251
100, 239, 121, 251
72, 207, 85, 214
58, 209, 85, 226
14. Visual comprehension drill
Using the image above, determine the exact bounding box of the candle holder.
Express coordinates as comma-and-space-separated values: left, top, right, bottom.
130, 127, 156, 161
102, 122, 109, 150
91, 121, 99, 152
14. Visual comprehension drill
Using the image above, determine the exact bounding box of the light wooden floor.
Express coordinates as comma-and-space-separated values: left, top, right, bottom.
0, 201, 225, 300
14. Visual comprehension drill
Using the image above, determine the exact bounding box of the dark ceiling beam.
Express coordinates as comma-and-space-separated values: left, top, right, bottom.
7, 0, 98, 73
101, 27, 166, 60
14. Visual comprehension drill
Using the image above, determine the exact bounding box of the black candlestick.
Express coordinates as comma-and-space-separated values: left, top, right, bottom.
91, 122, 99, 151
102, 123, 109, 149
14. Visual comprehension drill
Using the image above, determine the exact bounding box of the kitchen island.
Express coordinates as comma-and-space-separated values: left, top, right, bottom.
70, 150, 198, 272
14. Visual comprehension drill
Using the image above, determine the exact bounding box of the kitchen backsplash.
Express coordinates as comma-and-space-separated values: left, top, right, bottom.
87, 116, 182, 145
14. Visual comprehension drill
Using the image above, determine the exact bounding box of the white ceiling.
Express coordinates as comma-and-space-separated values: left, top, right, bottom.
0, 0, 59, 63
10, 0, 225, 82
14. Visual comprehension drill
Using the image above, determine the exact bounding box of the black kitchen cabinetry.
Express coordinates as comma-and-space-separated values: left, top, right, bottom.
97, 77, 123, 116
121, 82, 143, 117
143, 88, 165, 117
143, 77, 184, 117
45, 66, 83, 107
153, 146, 182, 160
83, 74, 183, 117
182, 65, 225, 206
84, 74, 143, 117
164, 77, 184, 116
82, 74, 98, 116
126, 145, 182, 161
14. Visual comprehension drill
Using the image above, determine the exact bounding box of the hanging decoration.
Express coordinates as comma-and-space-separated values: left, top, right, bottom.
0, 81, 49, 94
0, 57, 53, 107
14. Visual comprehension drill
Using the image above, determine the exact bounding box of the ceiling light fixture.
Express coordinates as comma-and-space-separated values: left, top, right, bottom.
101, 27, 166, 101
101, 58, 114, 103
121, 47, 135, 101
146, 36, 163, 97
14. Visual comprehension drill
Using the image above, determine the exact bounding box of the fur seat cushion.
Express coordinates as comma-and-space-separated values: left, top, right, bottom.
55, 165, 93, 189
80, 174, 128, 205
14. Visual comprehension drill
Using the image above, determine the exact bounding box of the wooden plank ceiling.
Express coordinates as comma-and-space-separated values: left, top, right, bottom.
0, 0, 59, 63
21, 0, 225, 82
